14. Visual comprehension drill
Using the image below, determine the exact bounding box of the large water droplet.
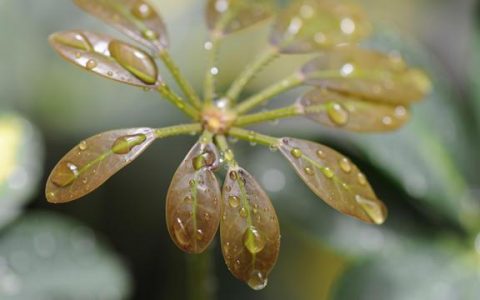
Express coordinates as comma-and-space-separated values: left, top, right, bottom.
51, 161, 80, 187
229, 171, 238, 180
78, 140, 88, 151
243, 226, 266, 254
112, 134, 147, 154
86, 59, 97, 70
109, 41, 158, 84
173, 218, 190, 248
355, 195, 386, 224
53, 31, 92, 51
339, 158, 352, 173
247, 270, 268, 290
290, 148, 302, 158
131, 1, 155, 19
239, 207, 247, 218
327, 102, 349, 126
228, 196, 240, 208
192, 150, 216, 170
357, 172, 367, 185
322, 167, 334, 179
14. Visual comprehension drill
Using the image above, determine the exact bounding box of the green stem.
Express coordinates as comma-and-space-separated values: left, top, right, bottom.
203, 37, 220, 105
186, 248, 216, 300
228, 127, 279, 147
159, 50, 202, 109
157, 84, 200, 120
226, 46, 280, 104
154, 123, 202, 139
234, 72, 304, 114
235, 104, 302, 127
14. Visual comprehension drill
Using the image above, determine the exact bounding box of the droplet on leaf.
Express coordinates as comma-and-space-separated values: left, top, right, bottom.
111, 134, 147, 155
243, 226, 266, 254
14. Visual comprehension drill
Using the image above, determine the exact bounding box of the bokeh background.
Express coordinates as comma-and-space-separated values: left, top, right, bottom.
1, 0, 480, 299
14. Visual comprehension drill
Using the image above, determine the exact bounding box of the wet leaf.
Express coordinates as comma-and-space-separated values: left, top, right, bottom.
45, 128, 156, 203
166, 141, 221, 254
74, 0, 168, 53
220, 166, 280, 290
279, 137, 387, 224
49, 31, 161, 87
302, 48, 432, 104
270, 0, 371, 53
206, 0, 276, 35
299, 88, 410, 132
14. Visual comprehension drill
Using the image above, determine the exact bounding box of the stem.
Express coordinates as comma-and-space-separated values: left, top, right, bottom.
234, 72, 304, 114
154, 123, 202, 139
235, 104, 302, 127
186, 248, 216, 300
159, 50, 202, 109
226, 46, 280, 103
228, 127, 279, 147
203, 37, 220, 105
157, 84, 200, 120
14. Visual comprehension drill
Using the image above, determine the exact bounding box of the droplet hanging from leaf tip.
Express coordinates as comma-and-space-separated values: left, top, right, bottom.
247, 270, 268, 290
355, 195, 387, 224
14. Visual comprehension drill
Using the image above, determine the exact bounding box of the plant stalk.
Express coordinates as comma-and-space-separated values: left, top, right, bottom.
154, 123, 202, 139
228, 127, 279, 147
157, 85, 200, 120
235, 105, 302, 127
186, 247, 216, 300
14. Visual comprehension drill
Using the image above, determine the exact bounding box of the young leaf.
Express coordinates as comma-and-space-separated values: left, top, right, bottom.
49, 31, 161, 87
278, 137, 387, 224
270, 0, 371, 53
302, 48, 432, 104
220, 167, 280, 290
166, 141, 222, 254
74, 0, 168, 53
206, 0, 276, 35
299, 88, 410, 132
45, 128, 156, 203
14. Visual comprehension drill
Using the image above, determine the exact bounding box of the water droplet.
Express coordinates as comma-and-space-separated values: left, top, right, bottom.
51, 161, 80, 187
239, 207, 247, 218
229, 171, 238, 181
355, 195, 386, 224
323, 167, 334, 179
394, 106, 407, 119
304, 167, 314, 175
184, 196, 193, 203
316, 149, 326, 159
112, 134, 147, 154
210, 67, 219, 75
192, 150, 216, 170
287, 17, 303, 35
228, 196, 240, 208
247, 270, 268, 290
327, 102, 349, 126
340, 17, 356, 35
189, 179, 196, 187
107, 71, 114, 77
382, 116, 393, 126
314, 32, 327, 44
173, 218, 190, 247
131, 1, 155, 19
290, 148, 302, 158
299, 4, 314, 19
339, 158, 352, 173
243, 226, 266, 254
142, 29, 158, 40
204, 41, 213, 50
53, 31, 92, 51
357, 172, 367, 185
196, 229, 204, 240
78, 140, 88, 151
215, 0, 229, 13
225, 185, 232, 192
204, 213, 210, 221
85, 59, 97, 70
340, 63, 354, 77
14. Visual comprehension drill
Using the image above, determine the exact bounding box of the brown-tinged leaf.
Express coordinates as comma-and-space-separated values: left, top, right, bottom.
46, 128, 156, 203
220, 166, 280, 290
279, 137, 387, 224
206, 0, 276, 35
49, 31, 161, 87
166, 141, 222, 254
74, 0, 168, 53
299, 88, 410, 132
302, 48, 432, 104
270, 0, 371, 53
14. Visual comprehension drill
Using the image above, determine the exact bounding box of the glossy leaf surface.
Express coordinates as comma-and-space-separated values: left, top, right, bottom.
270, 0, 371, 53
279, 137, 387, 224
74, 0, 168, 52
166, 142, 221, 254
46, 128, 156, 203
299, 88, 410, 132
49, 31, 161, 87
206, 0, 276, 35
220, 167, 280, 290
302, 48, 432, 104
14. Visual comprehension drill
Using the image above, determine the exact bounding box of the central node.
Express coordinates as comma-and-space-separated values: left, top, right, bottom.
201, 103, 236, 134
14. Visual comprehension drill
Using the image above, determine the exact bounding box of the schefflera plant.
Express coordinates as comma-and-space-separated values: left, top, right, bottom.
45, 0, 431, 290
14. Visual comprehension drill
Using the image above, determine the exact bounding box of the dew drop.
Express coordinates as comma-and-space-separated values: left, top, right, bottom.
215, 0, 229, 13
355, 195, 386, 224
53, 31, 92, 51
394, 106, 407, 119
210, 67, 219, 75
85, 59, 97, 70
204, 213, 210, 221
78, 140, 88, 151
228, 196, 240, 208
327, 102, 349, 126
192, 151, 216, 170
225, 185, 232, 192
142, 29, 158, 40
112, 134, 147, 154
247, 270, 268, 290
229, 171, 238, 181
316, 149, 326, 159
357, 172, 367, 185
323, 167, 334, 179
131, 1, 155, 19
340, 63, 354, 77
189, 179, 196, 187
239, 207, 247, 218
382, 116, 393, 126
287, 17, 303, 35
340, 17, 356, 35
107, 71, 114, 77
184, 196, 193, 203
51, 161, 80, 187
314, 32, 327, 44
173, 218, 190, 247
339, 158, 352, 173
290, 148, 303, 159
243, 226, 266, 254
196, 229, 204, 240
204, 41, 213, 50
304, 167, 314, 176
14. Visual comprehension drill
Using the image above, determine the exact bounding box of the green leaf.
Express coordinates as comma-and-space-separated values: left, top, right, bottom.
74, 0, 168, 53
270, 0, 371, 53
278, 137, 387, 225
220, 166, 280, 290
166, 141, 221, 254
45, 128, 156, 203
299, 88, 410, 132
49, 31, 161, 87
0, 212, 131, 299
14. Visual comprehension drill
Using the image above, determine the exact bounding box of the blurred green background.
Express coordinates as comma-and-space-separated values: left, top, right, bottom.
1, 0, 480, 299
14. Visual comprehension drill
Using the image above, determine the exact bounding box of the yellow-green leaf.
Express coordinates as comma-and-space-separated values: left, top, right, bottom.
270, 0, 371, 53
302, 48, 432, 104
279, 137, 387, 224
166, 141, 221, 254
220, 166, 280, 290
49, 31, 161, 87
46, 128, 156, 203
74, 0, 168, 52
299, 88, 410, 132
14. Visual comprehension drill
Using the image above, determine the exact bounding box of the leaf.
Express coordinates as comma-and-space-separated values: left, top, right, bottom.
166, 141, 222, 254
220, 166, 280, 290
74, 0, 168, 53
302, 48, 432, 104
270, 0, 371, 53
0, 212, 132, 299
49, 31, 161, 87
278, 137, 387, 224
206, 0, 276, 35
298, 88, 410, 132
45, 128, 156, 203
